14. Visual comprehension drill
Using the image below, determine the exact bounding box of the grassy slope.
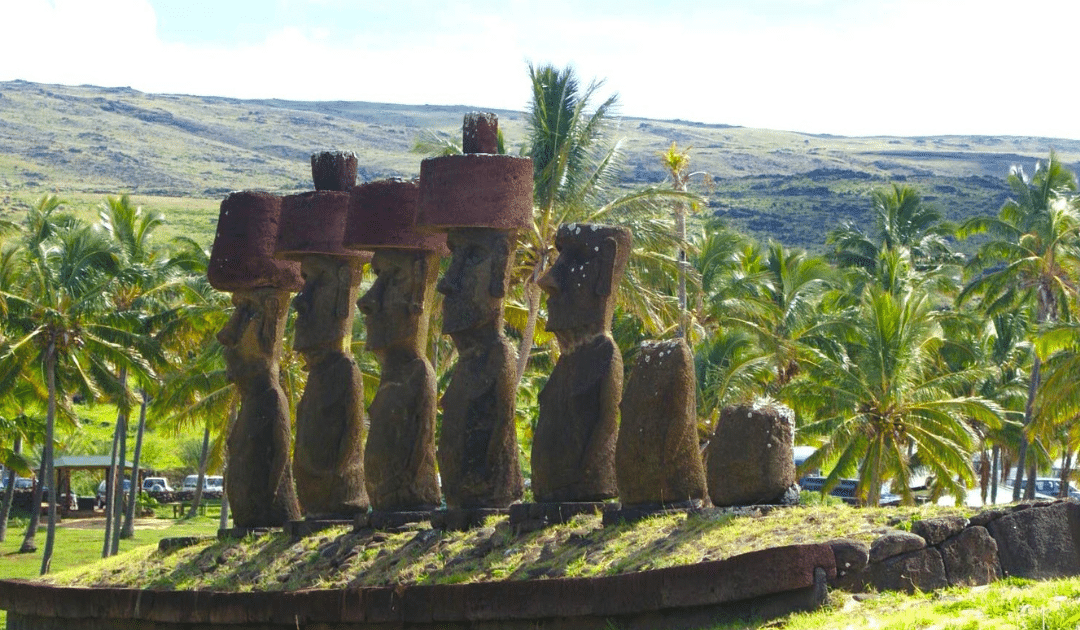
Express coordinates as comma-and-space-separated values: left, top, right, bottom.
17, 502, 1080, 629
4, 80, 1080, 251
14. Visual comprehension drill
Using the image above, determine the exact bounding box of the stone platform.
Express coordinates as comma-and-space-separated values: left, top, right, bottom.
509, 502, 621, 532
0, 543, 835, 630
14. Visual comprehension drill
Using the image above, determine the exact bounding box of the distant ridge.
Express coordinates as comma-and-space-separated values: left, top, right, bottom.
2, 79, 1079, 250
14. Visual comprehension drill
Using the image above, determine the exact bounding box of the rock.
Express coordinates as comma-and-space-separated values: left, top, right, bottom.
706, 400, 796, 507
911, 516, 968, 545
986, 501, 1080, 579
868, 547, 948, 594
869, 531, 926, 563
616, 339, 708, 507
969, 507, 1009, 528
939, 526, 1001, 586
828, 539, 869, 591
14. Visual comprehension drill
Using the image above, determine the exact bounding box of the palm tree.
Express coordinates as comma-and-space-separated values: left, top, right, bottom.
512, 62, 696, 382
959, 152, 1080, 499
795, 287, 1002, 506
828, 183, 958, 276
658, 142, 712, 337
0, 213, 152, 573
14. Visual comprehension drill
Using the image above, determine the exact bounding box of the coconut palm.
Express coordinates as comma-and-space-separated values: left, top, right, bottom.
795, 287, 1002, 506
511, 62, 696, 381
959, 152, 1080, 499
0, 209, 155, 573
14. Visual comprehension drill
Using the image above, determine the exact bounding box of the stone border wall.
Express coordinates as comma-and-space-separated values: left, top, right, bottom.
0, 544, 834, 630
830, 500, 1080, 594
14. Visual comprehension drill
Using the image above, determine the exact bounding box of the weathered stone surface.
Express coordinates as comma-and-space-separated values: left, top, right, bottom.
532, 225, 632, 503
462, 112, 499, 154
868, 547, 948, 594
311, 150, 357, 192
705, 402, 795, 507
433, 227, 523, 509
217, 288, 301, 528
208, 191, 301, 292
417, 154, 533, 231
911, 516, 968, 546
616, 339, 708, 507
359, 249, 442, 511
969, 507, 1009, 528
291, 255, 368, 517
0, 543, 835, 628
940, 525, 1001, 586
276, 190, 367, 260
345, 178, 447, 254
869, 531, 926, 563
828, 539, 869, 590
986, 501, 1080, 579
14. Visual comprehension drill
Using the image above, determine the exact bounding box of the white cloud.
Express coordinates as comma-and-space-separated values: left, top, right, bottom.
2, 0, 1078, 138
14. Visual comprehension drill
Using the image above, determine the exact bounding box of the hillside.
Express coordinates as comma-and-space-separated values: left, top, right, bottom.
3, 79, 1080, 250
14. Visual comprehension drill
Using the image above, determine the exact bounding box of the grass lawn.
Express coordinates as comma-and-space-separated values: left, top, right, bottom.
0, 509, 220, 626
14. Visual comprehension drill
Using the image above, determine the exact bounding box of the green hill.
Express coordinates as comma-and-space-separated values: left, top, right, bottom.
3, 79, 1079, 250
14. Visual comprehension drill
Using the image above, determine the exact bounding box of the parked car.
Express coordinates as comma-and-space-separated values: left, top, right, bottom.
798, 476, 901, 506
1032, 477, 1080, 500
178, 474, 224, 501
96, 478, 131, 509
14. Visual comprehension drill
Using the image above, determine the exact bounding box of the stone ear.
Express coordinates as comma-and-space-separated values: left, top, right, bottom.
258, 295, 281, 354
410, 255, 428, 314
489, 236, 509, 298
596, 236, 618, 297
334, 263, 356, 320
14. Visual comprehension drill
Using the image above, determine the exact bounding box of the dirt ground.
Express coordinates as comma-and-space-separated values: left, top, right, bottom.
55, 517, 174, 530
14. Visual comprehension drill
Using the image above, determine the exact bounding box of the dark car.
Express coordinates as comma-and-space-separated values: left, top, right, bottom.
96, 479, 131, 509
799, 476, 901, 506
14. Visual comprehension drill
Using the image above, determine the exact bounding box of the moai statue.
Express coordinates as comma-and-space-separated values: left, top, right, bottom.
416, 112, 532, 510
274, 155, 370, 519
706, 400, 798, 507
209, 191, 302, 528
346, 179, 445, 513
615, 339, 709, 511
531, 224, 631, 504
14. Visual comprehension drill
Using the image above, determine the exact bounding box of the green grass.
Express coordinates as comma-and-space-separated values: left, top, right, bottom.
0, 511, 220, 626
8, 504, 1080, 629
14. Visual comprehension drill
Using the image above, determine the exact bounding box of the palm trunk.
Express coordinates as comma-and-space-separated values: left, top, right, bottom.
0, 435, 22, 542
990, 445, 1000, 504
1014, 352, 1042, 501
39, 342, 57, 575
514, 256, 547, 386
186, 425, 210, 519
121, 390, 148, 538
675, 203, 688, 338
1060, 451, 1073, 499
19, 457, 46, 553
101, 426, 120, 557
218, 466, 230, 531
1025, 462, 1037, 499
110, 367, 130, 553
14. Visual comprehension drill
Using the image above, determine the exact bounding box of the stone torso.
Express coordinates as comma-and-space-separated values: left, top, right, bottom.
532, 334, 622, 503
437, 335, 523, 508
293, 351, 368, 517
226, 379, 301, 527
364, 354, 442, 511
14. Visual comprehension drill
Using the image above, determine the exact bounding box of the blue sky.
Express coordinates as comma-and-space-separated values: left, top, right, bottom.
3, 0, 1079, 139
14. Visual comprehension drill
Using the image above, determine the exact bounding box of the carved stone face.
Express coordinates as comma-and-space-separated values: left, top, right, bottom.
436, 228, 511, 335
217, 288, 288, 383
357, 249, 435, 352
539, 224, 627, 332
291, 255, 356, 354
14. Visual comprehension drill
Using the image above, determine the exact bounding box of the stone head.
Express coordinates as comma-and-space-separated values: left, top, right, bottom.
539, 223, 631, 332
291, 254, 360, 355
217, 288, 291, 383
436, 228, 513, 335
357, 248, 438, 353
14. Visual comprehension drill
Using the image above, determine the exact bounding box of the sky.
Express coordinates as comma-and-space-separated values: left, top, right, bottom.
2, 0, 1079, 140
